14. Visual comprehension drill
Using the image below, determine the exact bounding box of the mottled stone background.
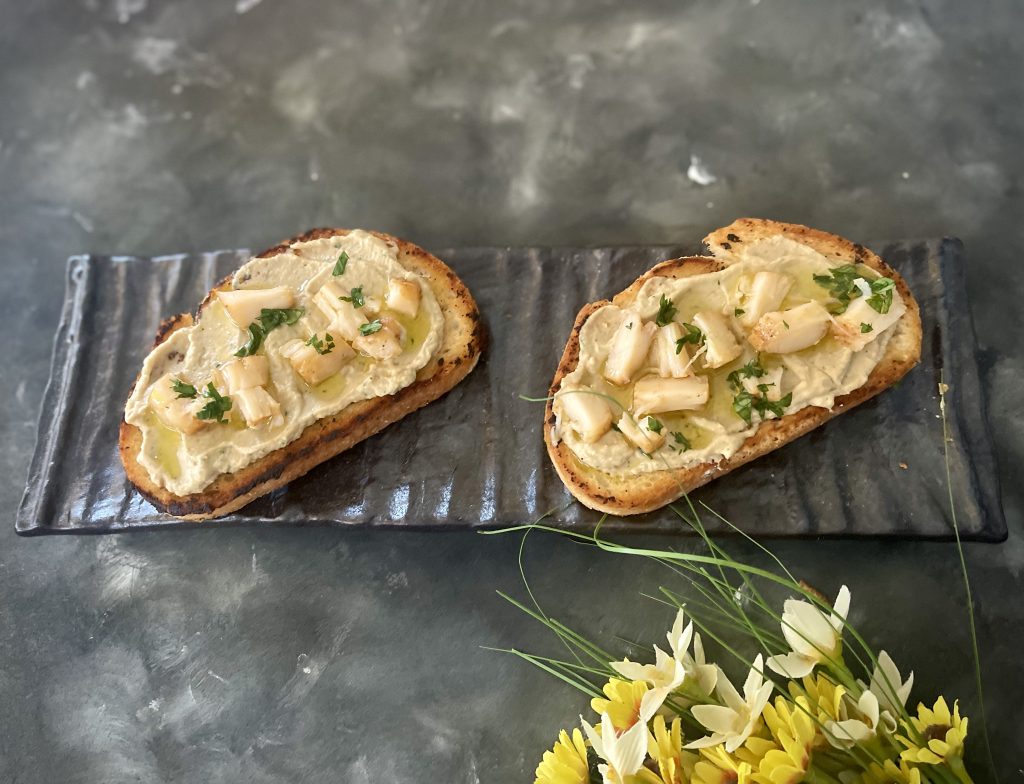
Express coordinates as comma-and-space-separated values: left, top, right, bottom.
1, 0, 1021, 781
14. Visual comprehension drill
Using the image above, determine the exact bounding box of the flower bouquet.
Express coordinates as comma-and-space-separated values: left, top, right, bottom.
495, 500, 989, 784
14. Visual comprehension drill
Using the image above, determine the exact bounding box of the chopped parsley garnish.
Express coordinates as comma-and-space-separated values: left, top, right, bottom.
359, 319, 383, 336
646, 416, 663, 434
333, 251, 349, 276
235, 323, 264, 357
234, 307, 305, 357
674, 323, 704, 353
726, 358, 766, 391
734, 308, 745, 317
865, 277, 895, 314
732, 387, 793, 426
860, 322, 874, 333
339, 286, 365, 308
171, 378, 197, 399
306, 332, 336, 355
655, 295, 678, 327
812, 264, 861, 313
671, 431, 691, 451
196, 383, 232, 424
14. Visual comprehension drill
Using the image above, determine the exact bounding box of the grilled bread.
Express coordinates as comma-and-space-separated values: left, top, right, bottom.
120, 228, 485, 520
545, 219, 922, 515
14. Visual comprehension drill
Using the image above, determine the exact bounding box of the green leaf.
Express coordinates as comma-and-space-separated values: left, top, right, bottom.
234, 323, 264, 357
171, 378, 197, 399
860, 322, 873, 333
674, 323, 704, 353
813, 264, 862, 313
727, 358, 766, 391
257, 307, 304, 332
196, 382, 232, 423
866, 277, 895, 314
333, 251, 349, 276
306, 332, 336, 355
671, 431, 691, 451
339, 286, 365, 308
655, 295, 678, 328
359, 319, 383, 336
732, 390, 753, 425
646, 416, 663, 434
734, 308, 745, 317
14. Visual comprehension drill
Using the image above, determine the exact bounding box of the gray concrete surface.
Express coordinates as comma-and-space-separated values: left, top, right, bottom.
1, 0, 1021, 780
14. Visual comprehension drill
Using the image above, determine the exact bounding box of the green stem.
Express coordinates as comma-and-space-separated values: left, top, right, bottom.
947, 756, 975, 784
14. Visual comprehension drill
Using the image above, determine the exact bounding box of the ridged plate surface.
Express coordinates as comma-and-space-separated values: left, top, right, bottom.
16, 240, 1005, 540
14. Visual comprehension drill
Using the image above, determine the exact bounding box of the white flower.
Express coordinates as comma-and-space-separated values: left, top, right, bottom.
610, 609, 717, 699
686, 654, 774, 752
766, 585, 851, 679
582, 689, 662, 784
825, 690, 881, 749
865, 650, 914, 722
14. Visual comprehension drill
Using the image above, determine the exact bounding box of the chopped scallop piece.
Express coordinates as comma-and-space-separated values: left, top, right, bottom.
234, 386, 283, 428
148, 374, 206, 434
738, 271, 793, 328
633, 375, 710, 416
617, 412, 666, 453
603, 311, 657, 385
653, 323, 693, 378
832, 290, 907, 351
326, 300, 368, 342
748, 301, 831, 354
281, 336, 355, 385
214, 355, 270, 394
217, 286, 295, 328
558, 385, 613, 443
692, 311, 742, 369
353, 318, 404, 360
386, 278, 422, 318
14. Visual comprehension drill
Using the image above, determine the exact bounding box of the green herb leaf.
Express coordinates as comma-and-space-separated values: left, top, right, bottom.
234, 323, 264, 357
733, 390, 753, 425
196, 383, 232, 424
674, 323, 704, 353
866, 277, 895, 314
333, 251, 349, 276
306, 332, 336, 355
339, 286, 365, 308
860, 322, 873, 333
257, 307, 305, 332
655, 295, 678, 328
359, 319, 383, 336
734, 308, 745, 317
727, 358, 766, 391
646, 417, 663, 434
671, 431, 691, 451
171, 378, 197, 399
813, 264, 862, 313
732, 388, 792, 425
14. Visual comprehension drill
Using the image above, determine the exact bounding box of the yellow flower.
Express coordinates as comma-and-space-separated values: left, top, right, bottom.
646, 715, 699, 784
754, 697, 817, 784
693, 746, 754, 784
592, 678, 651, 732
534, 728, 591, 784
789, 674, 845, 724
897, 697, 968, 765
858, 759, 923, 784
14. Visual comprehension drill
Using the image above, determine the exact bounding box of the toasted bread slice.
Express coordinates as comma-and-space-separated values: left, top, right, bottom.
544, 219, 922, 516
119, 228, 485, 520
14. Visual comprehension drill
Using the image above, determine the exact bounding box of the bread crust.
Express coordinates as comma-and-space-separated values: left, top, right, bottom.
544, 219, 923, 516
119, 228, 486, 520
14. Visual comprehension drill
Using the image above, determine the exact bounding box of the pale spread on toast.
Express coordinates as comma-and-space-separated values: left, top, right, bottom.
124, 230, 444, 495
552, 236, 908, 475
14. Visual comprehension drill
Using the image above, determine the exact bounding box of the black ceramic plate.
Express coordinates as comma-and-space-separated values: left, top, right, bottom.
16, 239, 1005, 540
